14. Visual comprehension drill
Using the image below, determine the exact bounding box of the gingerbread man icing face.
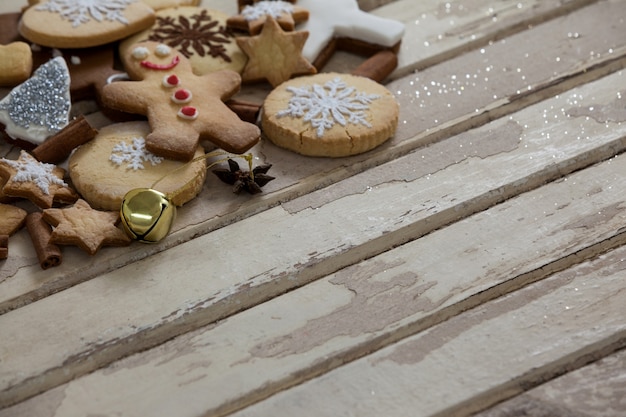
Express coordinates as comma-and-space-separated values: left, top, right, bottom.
101, 41, 260, 161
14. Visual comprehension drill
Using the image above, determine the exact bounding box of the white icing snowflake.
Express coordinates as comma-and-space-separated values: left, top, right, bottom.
2, 152, 68, 195
277, 77, 381, 137
110, 137, 163, 171
36, 0, 135, 27
242, 1, 294, 21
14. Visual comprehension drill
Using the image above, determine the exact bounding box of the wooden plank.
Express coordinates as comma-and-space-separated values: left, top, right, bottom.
2, 0, 624, 315
2, 67, 626, 408
475, 348, 626, 416
229, 246, 626, 417
3, 149, 626, 416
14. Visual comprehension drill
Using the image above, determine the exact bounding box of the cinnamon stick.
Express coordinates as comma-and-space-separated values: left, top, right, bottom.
32, 115, 97, 164
227, 99, 262, 123
351, 50, 398, 83
0, 235, 7, 260
26, 212, 62, 269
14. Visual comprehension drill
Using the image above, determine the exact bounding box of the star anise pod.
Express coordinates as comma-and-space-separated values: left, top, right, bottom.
212, 159, 275, 194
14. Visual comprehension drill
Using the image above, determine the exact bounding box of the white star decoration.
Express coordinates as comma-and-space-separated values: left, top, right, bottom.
1, 152, 68, 195
297, 0, 405, 63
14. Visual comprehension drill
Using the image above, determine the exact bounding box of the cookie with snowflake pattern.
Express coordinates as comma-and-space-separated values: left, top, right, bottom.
262, 73, 399, 157
120, 7, 246, 75
0, 150, 78, 208
19, 0, 156, 48
69, 121, 207, 211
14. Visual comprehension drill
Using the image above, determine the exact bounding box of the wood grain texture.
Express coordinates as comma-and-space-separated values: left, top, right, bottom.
4, 139, 626, 416
1, 0, 626, 415
231, 245, 626, 417
2, 0, 624, 316
2, 59, 626, 409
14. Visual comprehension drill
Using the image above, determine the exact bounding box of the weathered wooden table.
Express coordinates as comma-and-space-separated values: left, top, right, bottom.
1, 0, 625, 416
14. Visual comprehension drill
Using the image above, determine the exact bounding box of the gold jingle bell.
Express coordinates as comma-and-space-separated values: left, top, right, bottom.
120, 188, 176, 243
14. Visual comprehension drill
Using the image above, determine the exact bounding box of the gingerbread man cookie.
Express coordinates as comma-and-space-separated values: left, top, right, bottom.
101, 41, 260, 161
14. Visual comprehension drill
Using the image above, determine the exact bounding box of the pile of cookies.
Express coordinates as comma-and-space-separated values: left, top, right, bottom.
0, 0, 404, 267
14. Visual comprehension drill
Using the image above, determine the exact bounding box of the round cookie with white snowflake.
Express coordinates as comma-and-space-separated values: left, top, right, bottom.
120, 7, 247, 75
69, 121, 206, 211
262, 72, 399, 157
19, 0, 156, 48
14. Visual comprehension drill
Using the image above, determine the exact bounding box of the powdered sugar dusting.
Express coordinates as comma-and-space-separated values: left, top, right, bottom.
1, 152, 68, 195
242, 1, 294, 21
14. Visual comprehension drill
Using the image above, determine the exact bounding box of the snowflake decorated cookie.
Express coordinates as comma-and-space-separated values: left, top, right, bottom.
0, 150, 78, 208
69, 121, 207, 211
227, 0, 309, 35
262, 73, 399, 157
101, 41, 260, 161
120, 7, 247, 75
19, 0, 156, 48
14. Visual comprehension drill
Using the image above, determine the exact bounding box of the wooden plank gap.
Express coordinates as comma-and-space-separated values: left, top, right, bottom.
390, 0, 602, 79
441, 332, 626, 417
208, 232, 626, 417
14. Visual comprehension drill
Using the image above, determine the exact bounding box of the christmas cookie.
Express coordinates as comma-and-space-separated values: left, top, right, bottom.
0, 150, 78, 208
262, 73, 398, 157
69, 121, 207, 211
237, 16, 316, 87
228, 0, 309, 35
43, 199, 131, 255
297, 0, 404, 69
19, 0, 156, 49
120, 7, 246, 75
0, 42, 33, 87
0, 57, 71, 146
140, 0, 200, 10
101, 41, 260, 161
0, 204, 27, 236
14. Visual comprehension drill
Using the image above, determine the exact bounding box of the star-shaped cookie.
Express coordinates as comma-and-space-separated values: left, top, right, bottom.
237, 17, 316, 87
228, 1, 309, 35
0, 203, 27, 236
0, 150, 78, 208
43, 199, 132, 255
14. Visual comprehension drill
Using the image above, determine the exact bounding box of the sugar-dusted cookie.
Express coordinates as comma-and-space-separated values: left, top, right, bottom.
228, 0, 309, 35
19, 0, 156, 49
120, 7, 246, 75
297, 0, 404, 69
43, 199, 131, 255
0, 57, 71, 146
262, 73, 399, 157
0, 203, 27, 236
0, 42, 33, 87
237, 17, 315, 87
69, 121, 207, 211
0, 150, 78, 208
101, 41, 260, 161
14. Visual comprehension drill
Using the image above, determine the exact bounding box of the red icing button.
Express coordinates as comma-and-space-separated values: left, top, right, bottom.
178, 106, 198, 120
173, 89, 192, 103
163, 74, 180, 87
